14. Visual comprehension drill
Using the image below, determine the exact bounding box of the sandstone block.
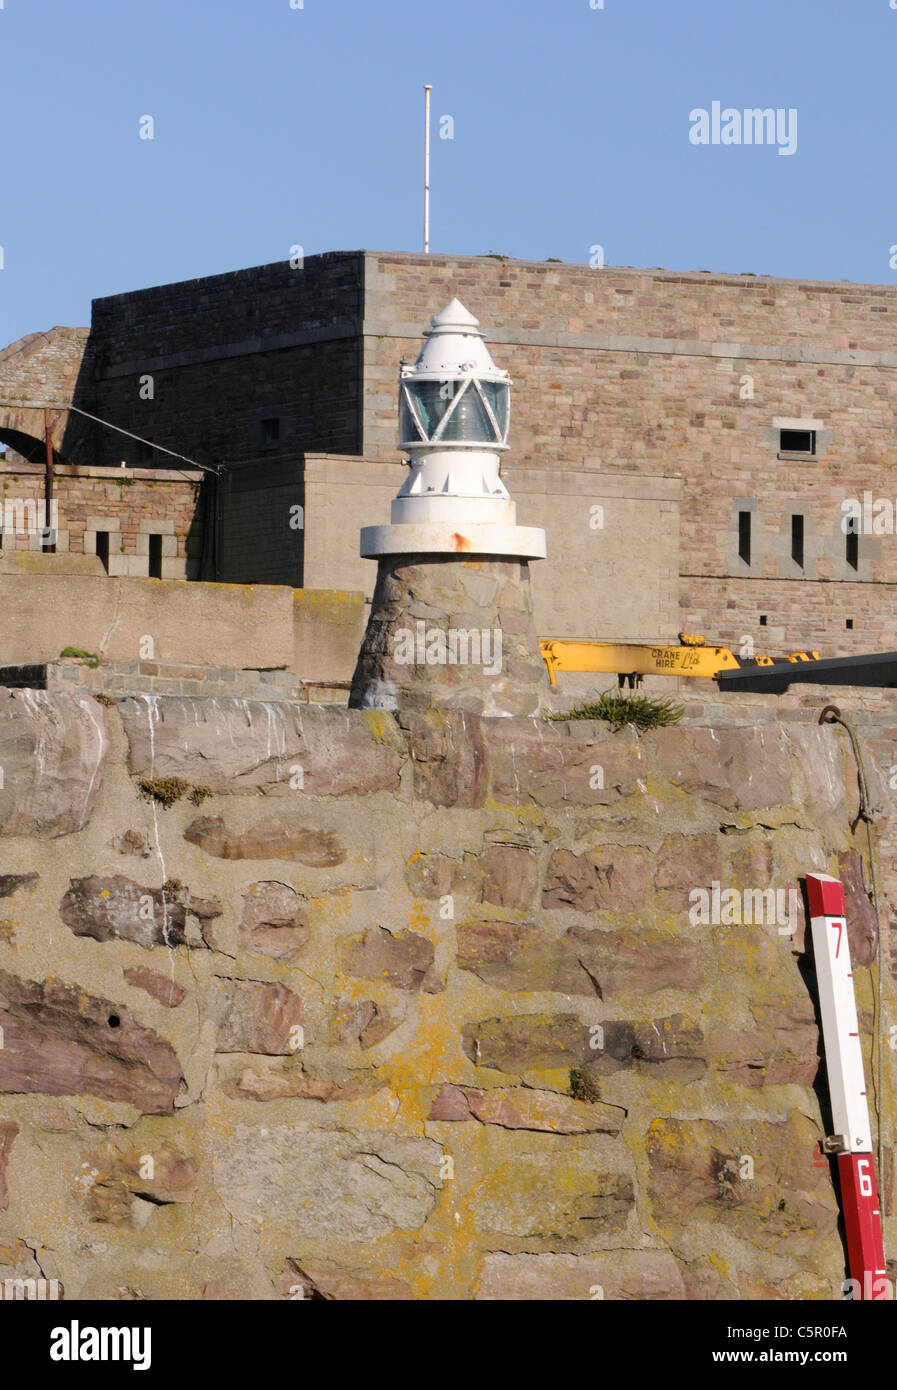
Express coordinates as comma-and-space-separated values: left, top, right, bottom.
216, 980, 306, 1055
184, 816, 344, 865
427, 1083, 624, 1134
213, 1125, 443, 1241
0, 970, 183, 1113
0, 690, 108, 838
60, 875, 188, 950
342, 926, 441, 992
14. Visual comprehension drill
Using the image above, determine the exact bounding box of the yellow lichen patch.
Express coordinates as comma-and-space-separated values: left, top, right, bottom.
407, 900, 430, 934
361, 708, 398, 743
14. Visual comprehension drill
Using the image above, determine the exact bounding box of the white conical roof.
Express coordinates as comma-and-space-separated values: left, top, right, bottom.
427, 298, 484, 336
410, 299, 506, 379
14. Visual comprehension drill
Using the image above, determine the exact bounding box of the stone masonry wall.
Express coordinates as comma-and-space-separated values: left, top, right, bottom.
0, 690, 894, 1300
89, 254, 365, 471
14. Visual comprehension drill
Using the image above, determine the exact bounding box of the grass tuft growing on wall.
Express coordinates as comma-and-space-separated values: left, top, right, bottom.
550, 689, 684, 732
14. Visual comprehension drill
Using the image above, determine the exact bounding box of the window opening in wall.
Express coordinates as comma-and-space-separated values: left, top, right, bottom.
846, 619, 854, 630
738, 510, 751, 565
759, 614, 768, 626
791, 514, 804, 568
96, 531, 110, 573
846, 529, 859, 571
261, 417, 281, 445
779, 428, 816, 456
148, 533, 163, 579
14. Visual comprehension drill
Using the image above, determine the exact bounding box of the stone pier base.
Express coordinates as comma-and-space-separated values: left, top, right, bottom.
348, 554, 548, 715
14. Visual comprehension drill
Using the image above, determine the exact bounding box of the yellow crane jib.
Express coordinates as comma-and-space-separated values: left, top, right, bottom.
539, 635, 820, 686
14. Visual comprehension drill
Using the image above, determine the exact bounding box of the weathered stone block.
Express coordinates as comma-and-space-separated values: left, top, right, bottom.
566, 925, 705, 996
427, 1083, 624, 1133
462, 1013, 592, 1072
457, 921, 597, 995
0, 690, 107, 838
656, 834, 722, 912
0, 1122, 18, 1211
184, 816, 344, 865
484, 720, 643, 807
213, 1125, 443, 1241
542, 846, 651, 913
475, 1249, 686, 1300
397, 711, 486, 807
280, 1258, 413, 1301
342, 926, 441, 992
123, 966, 187, 1008
0, 971, 183, 1113
216, 980, 305, 1055
652, 726, 792, 812
60, 875, 188, 949
120, 698, 402, 797
644, 1115, 839, 1248
238, 881, 310, 958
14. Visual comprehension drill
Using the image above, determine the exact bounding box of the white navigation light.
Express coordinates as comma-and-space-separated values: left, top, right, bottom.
360, 299, 546, 559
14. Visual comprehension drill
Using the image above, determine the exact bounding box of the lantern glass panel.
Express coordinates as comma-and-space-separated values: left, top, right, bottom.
478, 381, 509, 439
399, 392, 425, 443
439, 381, 495, 442
405, 380, 460, 438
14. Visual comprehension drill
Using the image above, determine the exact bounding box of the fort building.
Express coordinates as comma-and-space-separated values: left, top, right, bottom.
3, 251, 897, 670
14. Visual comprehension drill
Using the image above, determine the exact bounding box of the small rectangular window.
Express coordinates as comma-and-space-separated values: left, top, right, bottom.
846, 529, 859, 570
148, 533, 163, 579
779, 428, 816, 455
96, 531, 110, 573
791, 514, 804, 568
738, 511, 751, 565
261, 417, 281, 444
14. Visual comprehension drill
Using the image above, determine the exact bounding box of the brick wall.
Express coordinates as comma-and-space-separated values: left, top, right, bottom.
0, 461, 201, 578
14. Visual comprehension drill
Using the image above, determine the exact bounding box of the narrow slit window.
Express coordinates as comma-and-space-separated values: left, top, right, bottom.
791, 514, 804, 568
738, 511, 751, 565
96, 531, 110, 573
148, 533, 163, 579
846, 529, 859, 571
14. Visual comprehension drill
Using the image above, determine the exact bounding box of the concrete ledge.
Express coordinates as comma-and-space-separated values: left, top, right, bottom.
0, 574, 294, 667
0, 552, 104, 576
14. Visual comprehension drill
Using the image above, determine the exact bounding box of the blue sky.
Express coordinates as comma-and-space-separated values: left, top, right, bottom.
2, 0, 896, 344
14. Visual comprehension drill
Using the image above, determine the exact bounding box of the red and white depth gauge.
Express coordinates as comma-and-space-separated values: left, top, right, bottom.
806, 873, 888, 1300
